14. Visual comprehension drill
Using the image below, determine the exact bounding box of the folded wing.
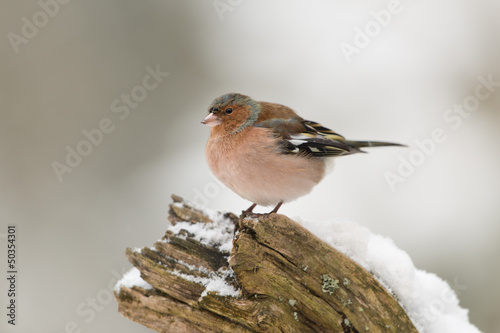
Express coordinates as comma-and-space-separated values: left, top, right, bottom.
254, 119, 360, 157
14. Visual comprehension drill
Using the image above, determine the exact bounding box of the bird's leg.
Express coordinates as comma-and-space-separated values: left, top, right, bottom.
269, 201, 283, 215
240, 201, 283, 219
241, 203, 257, 217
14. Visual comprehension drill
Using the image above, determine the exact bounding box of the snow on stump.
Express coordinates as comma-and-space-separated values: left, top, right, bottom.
114, 195, 418, 332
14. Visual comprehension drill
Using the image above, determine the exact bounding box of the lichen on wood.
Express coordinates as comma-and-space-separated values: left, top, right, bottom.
114, 195, 418, 333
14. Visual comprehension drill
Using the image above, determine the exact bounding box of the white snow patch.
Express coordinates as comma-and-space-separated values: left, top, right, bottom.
299, 218, 481, 333
170, 267, 240, 298
114, 267, 153, 292
169, 202, 235, 252
116, 202, 240, 299
165, 202, 240, 297
173, 257, 210, 274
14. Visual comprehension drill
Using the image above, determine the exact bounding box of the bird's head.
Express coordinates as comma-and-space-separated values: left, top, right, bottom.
202, 93, 262, 134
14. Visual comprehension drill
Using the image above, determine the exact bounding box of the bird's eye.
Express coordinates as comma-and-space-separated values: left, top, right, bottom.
225, 108, 233, 115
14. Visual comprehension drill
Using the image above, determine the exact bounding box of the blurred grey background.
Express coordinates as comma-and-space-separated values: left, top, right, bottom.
1, 0, 499, 332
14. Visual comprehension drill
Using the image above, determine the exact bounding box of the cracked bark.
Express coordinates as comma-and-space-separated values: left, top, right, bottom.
114, 195, 418, 333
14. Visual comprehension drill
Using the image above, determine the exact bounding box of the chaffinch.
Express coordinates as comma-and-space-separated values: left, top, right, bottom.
202, 93, 403, 217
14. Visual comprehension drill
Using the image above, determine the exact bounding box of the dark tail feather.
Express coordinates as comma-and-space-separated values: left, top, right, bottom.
345, 140, 407, 150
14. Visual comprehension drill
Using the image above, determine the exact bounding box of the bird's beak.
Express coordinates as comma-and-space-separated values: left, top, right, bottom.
201, 113, 222, 127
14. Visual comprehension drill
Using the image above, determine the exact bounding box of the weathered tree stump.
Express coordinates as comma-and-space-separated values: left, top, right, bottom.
114, 195, 418, 333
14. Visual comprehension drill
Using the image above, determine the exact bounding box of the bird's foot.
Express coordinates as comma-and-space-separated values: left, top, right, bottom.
240, 212, 272, 219
240, 201, 283, 219
241, 203, 257, 218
